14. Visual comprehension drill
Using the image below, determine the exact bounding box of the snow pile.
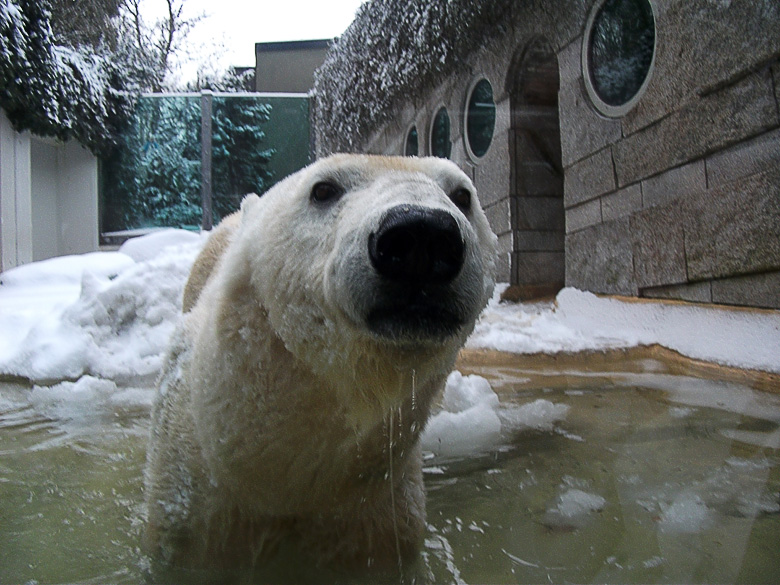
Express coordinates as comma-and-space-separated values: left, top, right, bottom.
421, 371, 569, 457
0, 229, 204, 384
468, 286, 780, 374
1, 230, 778, 389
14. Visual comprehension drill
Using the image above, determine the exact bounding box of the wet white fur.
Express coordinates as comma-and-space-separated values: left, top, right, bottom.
144, 154, 497, 569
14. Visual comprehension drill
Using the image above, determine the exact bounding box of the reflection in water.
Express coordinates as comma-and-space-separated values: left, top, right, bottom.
1, 355, 778, 584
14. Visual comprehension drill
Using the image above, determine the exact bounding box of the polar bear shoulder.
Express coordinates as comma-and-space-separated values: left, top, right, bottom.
181, 210, 242, 312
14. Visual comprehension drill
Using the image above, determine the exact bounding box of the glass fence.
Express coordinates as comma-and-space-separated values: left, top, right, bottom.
100, 92, 310, 240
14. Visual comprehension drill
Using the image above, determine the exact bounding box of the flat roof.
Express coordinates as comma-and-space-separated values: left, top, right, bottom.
255, 39, 333, 53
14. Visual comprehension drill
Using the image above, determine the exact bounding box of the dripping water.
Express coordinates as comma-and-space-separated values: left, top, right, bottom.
411, 369, 417, 411
387, 408, 403, 573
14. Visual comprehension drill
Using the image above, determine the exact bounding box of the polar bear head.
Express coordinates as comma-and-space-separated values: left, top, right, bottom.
228, 154, 497, 381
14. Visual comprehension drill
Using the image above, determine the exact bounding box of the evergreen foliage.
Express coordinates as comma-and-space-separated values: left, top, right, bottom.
0, 0, 135, 154
211, 96, 274, 222
102, 97, 201, 230
102, 95, 276, 231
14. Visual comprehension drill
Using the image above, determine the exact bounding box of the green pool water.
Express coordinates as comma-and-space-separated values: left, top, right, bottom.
1, 354, 778, 584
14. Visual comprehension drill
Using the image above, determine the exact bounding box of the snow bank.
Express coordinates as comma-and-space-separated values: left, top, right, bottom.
0, 230, 204, 384
1, 233, 778, 390
468, 286, 780, 374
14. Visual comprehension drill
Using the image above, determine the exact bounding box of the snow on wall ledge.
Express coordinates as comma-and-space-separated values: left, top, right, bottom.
468, 286, 780, 375
0, 233, 778, 386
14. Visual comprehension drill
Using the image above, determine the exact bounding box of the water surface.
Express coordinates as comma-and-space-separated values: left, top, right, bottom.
1, 353, 778, 583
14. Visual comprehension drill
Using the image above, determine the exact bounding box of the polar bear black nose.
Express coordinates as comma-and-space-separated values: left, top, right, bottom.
369, 205, 464, 285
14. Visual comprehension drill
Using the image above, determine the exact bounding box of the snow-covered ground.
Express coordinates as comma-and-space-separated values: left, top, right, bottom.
1, 228, 778, 386
1, 228, 778, 459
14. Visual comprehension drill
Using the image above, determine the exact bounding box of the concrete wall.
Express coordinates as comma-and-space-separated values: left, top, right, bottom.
328, 0, 780, 309
1, 109, 33, 271
0, 108, 99, 272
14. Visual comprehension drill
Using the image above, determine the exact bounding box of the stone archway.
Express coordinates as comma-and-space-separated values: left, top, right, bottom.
506, 38, 565, 300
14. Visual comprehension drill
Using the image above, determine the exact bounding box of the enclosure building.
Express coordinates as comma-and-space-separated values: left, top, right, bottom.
313, 0, 780, 309
255, 39, 332, 93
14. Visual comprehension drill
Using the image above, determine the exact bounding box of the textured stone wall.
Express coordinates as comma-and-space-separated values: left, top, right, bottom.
313, 0, 780, 309
561, 1, 780, 308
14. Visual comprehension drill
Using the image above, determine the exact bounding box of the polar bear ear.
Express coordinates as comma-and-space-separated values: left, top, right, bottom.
240, 193, 261, 215
239, 193, 262, 230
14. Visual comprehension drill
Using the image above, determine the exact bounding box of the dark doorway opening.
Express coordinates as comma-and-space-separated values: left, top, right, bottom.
506, 38, 565, 301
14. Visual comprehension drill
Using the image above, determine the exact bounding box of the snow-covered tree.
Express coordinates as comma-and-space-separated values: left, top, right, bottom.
118, 0, 203, 92
313, 0, 514, 154
102, 96, 201, 230
49, 0, 122, 50
211, 96, 275, 222
0, 0, 135, 153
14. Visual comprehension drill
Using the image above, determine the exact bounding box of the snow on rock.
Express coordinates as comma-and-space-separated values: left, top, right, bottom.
0, 230, 203, 384
467, 286, 632, 354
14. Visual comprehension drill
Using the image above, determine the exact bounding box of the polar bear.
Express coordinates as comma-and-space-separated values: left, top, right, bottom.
144, 154, 497, 573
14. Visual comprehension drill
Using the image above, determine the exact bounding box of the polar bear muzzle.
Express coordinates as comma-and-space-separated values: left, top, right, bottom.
365, 204, 467, 342
368, 205, 464, 285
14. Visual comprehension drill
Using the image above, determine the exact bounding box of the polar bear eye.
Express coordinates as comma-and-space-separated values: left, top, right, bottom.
449, 188, 472, 212
311, 181, 344, 204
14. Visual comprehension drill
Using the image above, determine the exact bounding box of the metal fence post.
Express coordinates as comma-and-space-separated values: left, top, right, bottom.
200, 90, 213, 230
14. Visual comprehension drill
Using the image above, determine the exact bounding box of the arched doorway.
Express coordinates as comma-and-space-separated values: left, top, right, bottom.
507, 38, 565, 300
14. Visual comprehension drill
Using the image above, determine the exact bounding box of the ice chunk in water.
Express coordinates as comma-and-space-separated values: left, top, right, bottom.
421, 372, 501, 457
441, 371, 498, 412
543, 487, 607, 529
659, 492, 713, 533
500, 399, 570, 432
421, 372, 571, 457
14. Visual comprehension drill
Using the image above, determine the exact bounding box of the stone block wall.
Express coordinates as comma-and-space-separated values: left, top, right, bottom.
317, 0, 780, 309
561, 0, 780, 309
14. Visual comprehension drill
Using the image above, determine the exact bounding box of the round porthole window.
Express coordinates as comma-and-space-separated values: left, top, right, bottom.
465, 78, 496, 159
430, 107, 451, 159
405, 125, 418, 156
583, 0, 656, 116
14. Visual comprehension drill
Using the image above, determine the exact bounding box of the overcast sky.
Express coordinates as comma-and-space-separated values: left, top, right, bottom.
162, 0, 366, 82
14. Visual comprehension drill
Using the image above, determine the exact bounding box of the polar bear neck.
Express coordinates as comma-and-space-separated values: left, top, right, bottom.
187, 261, 452, 514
